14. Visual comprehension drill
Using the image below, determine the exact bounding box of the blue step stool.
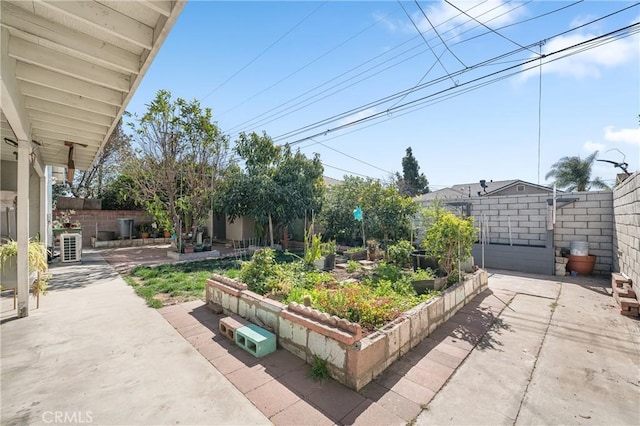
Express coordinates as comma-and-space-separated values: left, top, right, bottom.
235, 324, 276, 358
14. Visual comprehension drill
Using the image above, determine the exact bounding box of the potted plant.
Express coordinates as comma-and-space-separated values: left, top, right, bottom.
321, 240, 337, 271
0, 239, 50, 299
411, 268, 447, 294
139, 223, 151, 239
56, 209, 76, 228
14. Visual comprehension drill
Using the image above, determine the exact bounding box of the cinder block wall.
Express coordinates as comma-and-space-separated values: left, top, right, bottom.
53, 210, 152, 247
553, 191, 613, 275
468, 194, 548, 246
423, 191, 614, 275
613, 173, 640, 295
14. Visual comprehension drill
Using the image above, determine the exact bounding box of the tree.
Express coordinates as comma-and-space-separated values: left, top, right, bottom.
319, 176, 419, 245
396, 147, 429, 196
215, 132, 324, 246
122, 89, 229, 234
545, 151, 609, 192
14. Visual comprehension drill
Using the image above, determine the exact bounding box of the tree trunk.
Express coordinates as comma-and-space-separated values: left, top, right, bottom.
268, 213, 274, 247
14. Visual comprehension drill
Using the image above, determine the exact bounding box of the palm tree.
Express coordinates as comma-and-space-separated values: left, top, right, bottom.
545, 151, 609, 192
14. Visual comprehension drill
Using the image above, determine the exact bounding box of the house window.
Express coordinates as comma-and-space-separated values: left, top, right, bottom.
517, 184, 525, 192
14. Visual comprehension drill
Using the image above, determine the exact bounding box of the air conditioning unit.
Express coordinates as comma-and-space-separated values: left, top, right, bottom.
60, 233, 82, 263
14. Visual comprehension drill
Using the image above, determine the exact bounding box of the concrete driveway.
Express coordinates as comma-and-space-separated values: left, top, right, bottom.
416, 271, 640, 425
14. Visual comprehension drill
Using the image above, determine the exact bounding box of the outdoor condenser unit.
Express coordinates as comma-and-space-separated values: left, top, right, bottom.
60, 233, 82, 263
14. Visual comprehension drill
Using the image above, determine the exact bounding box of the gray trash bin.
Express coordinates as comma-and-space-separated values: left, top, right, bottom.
117, 218, 134, 239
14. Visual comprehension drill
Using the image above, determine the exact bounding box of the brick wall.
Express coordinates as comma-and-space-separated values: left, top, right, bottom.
53, 210, 152, 247
553, 191, 613, 275
613, 173, 640, 296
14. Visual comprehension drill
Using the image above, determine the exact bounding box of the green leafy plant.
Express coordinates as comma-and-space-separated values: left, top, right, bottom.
412, 268, 437, 281
387, 240, 413, 267
309, 355, 330, 381
421, 208, 477, 280
346, 260, 360, 273
239, 248, 278, 294
345, 246, 366, 253
0, 239, 50, 296
321, 239, 337, 255
303, 230, 323, 264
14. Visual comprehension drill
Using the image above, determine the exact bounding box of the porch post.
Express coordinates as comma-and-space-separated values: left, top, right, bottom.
16, 139, 30, 317
39, 170, 49, 250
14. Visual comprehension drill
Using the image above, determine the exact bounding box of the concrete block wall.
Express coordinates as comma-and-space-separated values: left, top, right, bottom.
467, 194, 549, 246
53, 209, 152, 247
553, 191, 613, 275
613, 173, 640, 296
206, 270, 488, 390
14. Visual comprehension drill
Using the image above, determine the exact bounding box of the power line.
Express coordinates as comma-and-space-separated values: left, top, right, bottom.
215, 6, 402, 119
227, 0, 574, 135
398, 0, 457, 86
223, 0, 505, 134
415, 0, 467, 68
201, 2, 327, 102
309, 138, 394, 175
537, 43, 543, 185
321, 163, 376, 179
444, 0, 540, 55
271, 5, 639, 143
277, 22, 640, 146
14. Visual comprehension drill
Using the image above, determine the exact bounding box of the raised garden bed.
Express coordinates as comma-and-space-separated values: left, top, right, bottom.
206, 269, 488, 390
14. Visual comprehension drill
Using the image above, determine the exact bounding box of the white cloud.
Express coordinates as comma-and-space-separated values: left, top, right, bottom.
570, 15, 596, 29
604, 126, 640, 146
373, 11, 399, 33
520, 31, 640, 80
414, 0, 527, 38
337, 108, 378, 127
583, 141, 605, 152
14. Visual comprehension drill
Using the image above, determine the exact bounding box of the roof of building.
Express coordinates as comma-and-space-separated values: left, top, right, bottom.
416, 179, 556, 202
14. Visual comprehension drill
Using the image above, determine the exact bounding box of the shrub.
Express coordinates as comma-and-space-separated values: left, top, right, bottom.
239, 248, 278, 294
387, 240, 413, 267
421, 210, 477, 280
411, 268, 436, 281
346, 260, 360, 273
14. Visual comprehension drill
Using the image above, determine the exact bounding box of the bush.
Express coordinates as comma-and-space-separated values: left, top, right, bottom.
421, 210, 476, 279
387, 240, 413, 267
239, 248, 278, 294
346, 260, 360, 273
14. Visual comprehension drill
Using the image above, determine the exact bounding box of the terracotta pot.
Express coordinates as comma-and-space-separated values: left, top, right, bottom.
567, 254, 596, 276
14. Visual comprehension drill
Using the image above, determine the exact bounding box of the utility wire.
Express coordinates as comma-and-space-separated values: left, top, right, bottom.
537, 43, 543, 184
201, 1, 327, 101
444, 0, 540, 55
309, 138, 394, 175
321, 163, 376, 179
415, 0, 467, 68
272, 6, 639, 143
224, 0, 499, 133
227, 0, 572, 135
398, 0, 457, 86
278, 22, 640, 146
216, 7, 402, 118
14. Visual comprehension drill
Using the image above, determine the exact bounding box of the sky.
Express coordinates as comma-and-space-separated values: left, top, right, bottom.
125, 0, 640, 190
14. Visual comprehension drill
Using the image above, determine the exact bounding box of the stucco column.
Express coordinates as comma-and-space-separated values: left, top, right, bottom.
16, 139, 30, 317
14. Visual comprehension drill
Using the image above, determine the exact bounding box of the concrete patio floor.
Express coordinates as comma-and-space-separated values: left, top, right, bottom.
2, 247, 639, 425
